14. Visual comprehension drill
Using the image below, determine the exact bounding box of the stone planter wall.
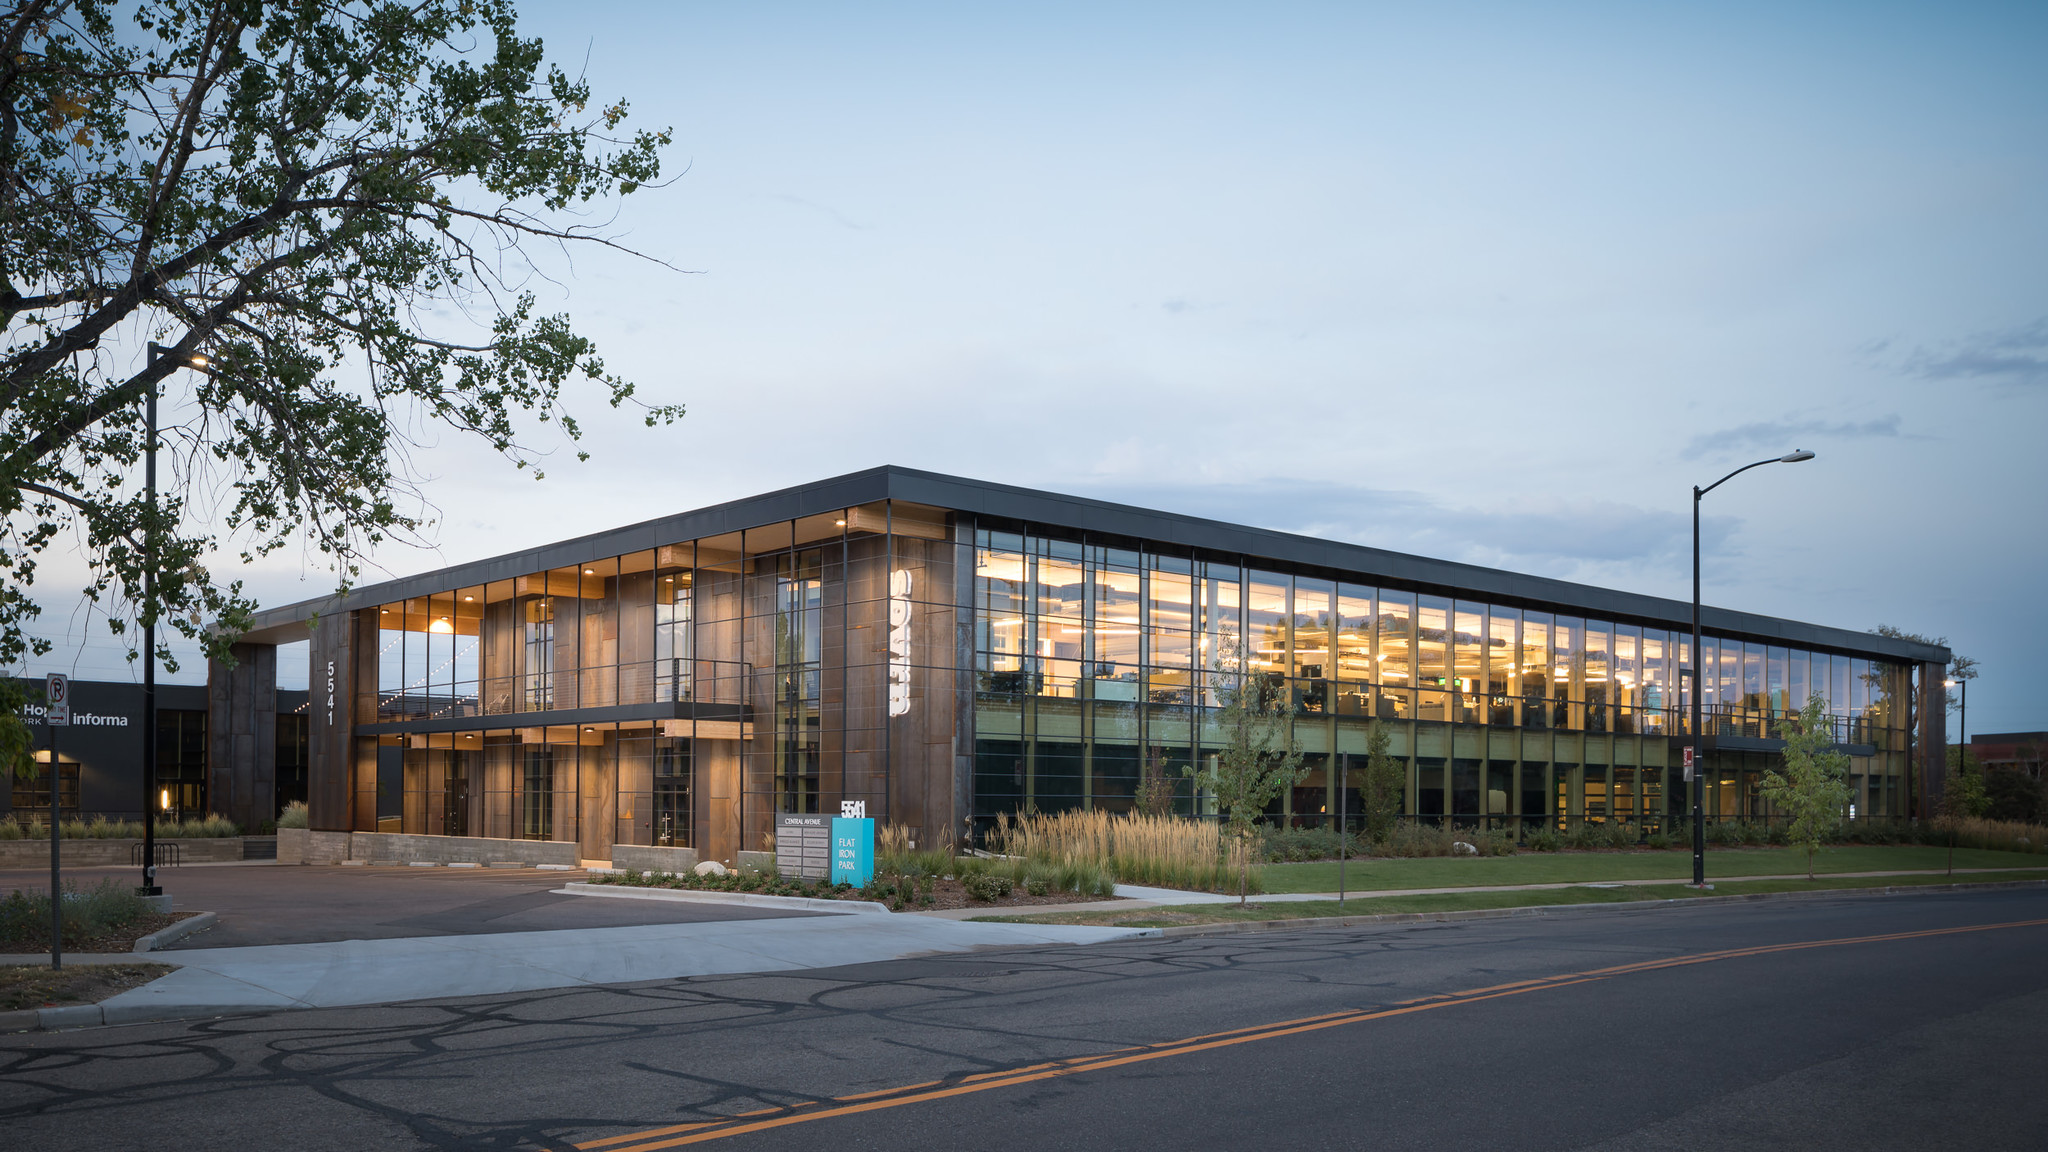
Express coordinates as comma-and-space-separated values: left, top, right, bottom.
610, 844, 702, 874
345, 831, 578, 867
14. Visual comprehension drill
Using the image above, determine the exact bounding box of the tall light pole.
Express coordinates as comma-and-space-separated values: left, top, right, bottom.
1691, 449, 1815, 887
1946, 675, 1969, 770
141, 342, 207, 901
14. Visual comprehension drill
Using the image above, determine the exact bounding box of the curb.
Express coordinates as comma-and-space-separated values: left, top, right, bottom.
1146, 878, 2048, 938
558, 881, 891, 915
133, 912, 217, 954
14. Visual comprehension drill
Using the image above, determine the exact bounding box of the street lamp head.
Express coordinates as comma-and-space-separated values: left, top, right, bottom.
1779, 449, 1815, 463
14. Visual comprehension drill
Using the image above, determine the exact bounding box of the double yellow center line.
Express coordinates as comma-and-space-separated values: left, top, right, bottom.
572, 915, 2048, 1150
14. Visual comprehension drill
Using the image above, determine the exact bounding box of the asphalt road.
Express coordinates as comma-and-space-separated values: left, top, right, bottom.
4, 888, 2046, 1151
0, 864, 813, 948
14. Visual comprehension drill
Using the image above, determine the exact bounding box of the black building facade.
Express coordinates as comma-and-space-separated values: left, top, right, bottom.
218, 467, 1952, 864
10, 679, 308, 826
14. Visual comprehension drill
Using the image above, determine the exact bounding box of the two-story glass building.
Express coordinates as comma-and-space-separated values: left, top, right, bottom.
214, 467, 1951, 865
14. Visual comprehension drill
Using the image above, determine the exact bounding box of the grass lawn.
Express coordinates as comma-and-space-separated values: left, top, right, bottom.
1258, 845, 2048, 893
973, 869, 2048, 928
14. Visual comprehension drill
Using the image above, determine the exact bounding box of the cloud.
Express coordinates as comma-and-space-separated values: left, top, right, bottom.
762, 193, 869, 231
1680, 415, 1903, 461
1083, 478, 1720, 583
1906, 318, 2048, 387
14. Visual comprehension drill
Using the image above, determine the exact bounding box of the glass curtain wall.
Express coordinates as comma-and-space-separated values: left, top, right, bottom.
969, 528, 1911, 833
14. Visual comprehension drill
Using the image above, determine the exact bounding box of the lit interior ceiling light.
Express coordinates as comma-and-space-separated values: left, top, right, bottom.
463, 595, 474, 602
583, 568, 594, 576
428, 616, 454, 633
835, 519, 847, 526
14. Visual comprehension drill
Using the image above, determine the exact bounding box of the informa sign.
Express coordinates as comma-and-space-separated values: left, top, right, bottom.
830, 816, 875, 887
775, 813, 831, 881
1682, 746, 1695, 782
44, 673, 69, 726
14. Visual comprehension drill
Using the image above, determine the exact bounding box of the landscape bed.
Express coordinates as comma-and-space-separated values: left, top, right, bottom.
586, 867, 1121, 912
0, 963, 175, 1014
0, 880, 200, 953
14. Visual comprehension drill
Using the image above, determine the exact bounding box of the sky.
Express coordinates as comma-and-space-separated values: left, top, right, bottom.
28, 0, 2048, 738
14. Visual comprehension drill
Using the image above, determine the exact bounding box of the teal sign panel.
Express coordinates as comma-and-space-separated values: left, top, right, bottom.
830, 817, 874, 886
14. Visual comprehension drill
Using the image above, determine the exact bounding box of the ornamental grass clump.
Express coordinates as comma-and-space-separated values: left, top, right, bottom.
986, 810, 1251, 894
0, 814, 241, 839
1939, 816, 2048, 855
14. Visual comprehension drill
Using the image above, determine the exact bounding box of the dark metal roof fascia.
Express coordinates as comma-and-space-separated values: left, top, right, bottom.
240, 464, 1950, 666
238, 466, 899, 640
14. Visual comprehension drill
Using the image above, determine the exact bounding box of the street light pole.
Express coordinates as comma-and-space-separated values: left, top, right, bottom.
141, 344, 163, 898
140, 342, 207, 900
1690, 450, 1815, 887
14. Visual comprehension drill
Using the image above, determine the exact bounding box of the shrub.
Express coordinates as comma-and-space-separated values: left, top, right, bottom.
1372, 822, 1516, 858
1258, 826, 1367, 862
277, 801, 310, 830
1525, 826, 1562, 852
963, 873, 1013, 902
0, 878, 154, 948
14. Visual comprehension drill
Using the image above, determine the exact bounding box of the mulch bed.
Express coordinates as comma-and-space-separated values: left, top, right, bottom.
0, 910, 199, 955
0, 963, 176, 1013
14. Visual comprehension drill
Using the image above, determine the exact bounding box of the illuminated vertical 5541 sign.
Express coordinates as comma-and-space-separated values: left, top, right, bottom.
887, 569, 913, 717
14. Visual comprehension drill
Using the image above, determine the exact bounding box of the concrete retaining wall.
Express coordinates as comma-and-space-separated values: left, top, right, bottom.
0, 837, 244, 868
611, 844, 701, 874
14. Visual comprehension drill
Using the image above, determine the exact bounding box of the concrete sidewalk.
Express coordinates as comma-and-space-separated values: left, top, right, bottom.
43, 914, 1154, 1029
1222, 864, 2048, 904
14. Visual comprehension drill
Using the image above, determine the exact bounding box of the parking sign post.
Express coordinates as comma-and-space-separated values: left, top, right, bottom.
45, 673, 68, 970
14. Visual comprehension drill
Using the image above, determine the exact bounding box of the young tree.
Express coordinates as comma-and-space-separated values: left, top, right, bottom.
1359, 719, 1404, 849
2, 1, 677, 777
1134, 747, 1176, 818
1184, 642, 1304, 902
1759, 695, 1854, 880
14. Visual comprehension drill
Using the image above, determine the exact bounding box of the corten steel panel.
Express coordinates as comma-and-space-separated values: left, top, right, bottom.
352, 610, 383, 831
305, 613, 354, 832
207, 642, 277, 828
234, 466, 1950, 669
951, 521, 976, 845
1918, 662, 1947, 817
696, 738, 740, 866
580, 732, 615, 861
883, 531, 958, 847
